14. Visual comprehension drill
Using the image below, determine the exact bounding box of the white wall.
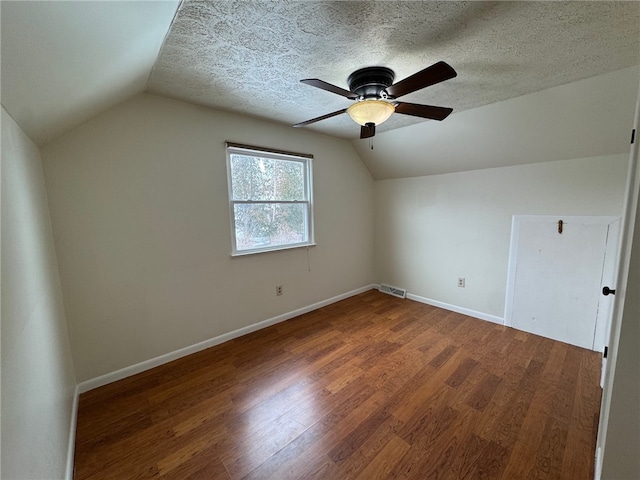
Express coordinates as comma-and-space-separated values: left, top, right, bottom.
375, 154, 629, 319
41, 93, 375, 383
1, 107, 77, 479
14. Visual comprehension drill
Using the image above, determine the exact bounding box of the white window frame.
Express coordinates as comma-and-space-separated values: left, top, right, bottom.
225, 142, 315, 256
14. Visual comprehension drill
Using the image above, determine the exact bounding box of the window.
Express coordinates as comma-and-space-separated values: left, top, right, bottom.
226, 143, 314, 255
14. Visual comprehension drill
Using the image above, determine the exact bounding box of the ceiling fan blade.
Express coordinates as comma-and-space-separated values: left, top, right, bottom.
300, 79, 358, 99
394, 102, 453, 121
360, 123, 376, 139
293, 108, 347, 127
386, 61, 457, 98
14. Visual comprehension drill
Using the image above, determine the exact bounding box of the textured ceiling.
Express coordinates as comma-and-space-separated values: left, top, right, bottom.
148, 0, 640, 139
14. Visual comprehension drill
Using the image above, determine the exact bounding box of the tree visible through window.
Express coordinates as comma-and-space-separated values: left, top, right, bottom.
226, 143, 314, 255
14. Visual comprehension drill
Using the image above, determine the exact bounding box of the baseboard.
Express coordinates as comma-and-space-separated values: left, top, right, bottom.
78, 284, 377, 393
406, 292, 504, 325
594, 446, 603, 480
65, 384, 79, 480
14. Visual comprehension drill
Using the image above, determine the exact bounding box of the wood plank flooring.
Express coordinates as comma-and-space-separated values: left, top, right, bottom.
74, 290, 602, 479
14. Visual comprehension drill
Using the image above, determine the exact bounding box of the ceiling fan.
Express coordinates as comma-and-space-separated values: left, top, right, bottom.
293, 61, 457, 139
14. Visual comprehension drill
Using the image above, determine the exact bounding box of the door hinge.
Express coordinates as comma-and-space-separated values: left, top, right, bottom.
632, 129, 636, 144
604, 346, 608, 358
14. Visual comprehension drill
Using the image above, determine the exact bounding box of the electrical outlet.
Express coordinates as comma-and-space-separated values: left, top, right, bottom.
457, 277, 465, 288
276, 285, 283, 296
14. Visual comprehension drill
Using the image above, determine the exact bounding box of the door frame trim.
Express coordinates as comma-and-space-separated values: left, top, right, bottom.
595, 91, 640, 480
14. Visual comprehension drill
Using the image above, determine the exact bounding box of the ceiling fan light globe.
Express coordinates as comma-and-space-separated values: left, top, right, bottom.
346, 100, 395, 126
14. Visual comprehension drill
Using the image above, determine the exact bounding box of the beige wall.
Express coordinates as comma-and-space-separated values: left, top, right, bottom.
1, 106, 77, 479
41, 93, 375, 382
374, 154, 629, 319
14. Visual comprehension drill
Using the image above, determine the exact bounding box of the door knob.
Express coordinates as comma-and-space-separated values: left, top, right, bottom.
602, 286, 616, 296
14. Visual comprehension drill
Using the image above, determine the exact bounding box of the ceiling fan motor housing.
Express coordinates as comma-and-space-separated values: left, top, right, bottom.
347, 67, 395, 99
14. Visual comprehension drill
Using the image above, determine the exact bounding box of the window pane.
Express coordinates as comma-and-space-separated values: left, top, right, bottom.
230, 155, 304, 201
234, 203, 307, 251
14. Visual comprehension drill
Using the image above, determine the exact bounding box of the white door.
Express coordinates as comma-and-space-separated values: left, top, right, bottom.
505, 216, 619, 350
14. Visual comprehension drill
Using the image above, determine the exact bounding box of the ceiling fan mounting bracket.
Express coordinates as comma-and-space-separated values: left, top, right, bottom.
347, 66, 395, 100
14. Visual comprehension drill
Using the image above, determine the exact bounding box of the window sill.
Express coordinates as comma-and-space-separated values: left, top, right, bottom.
231, 242, 317, 257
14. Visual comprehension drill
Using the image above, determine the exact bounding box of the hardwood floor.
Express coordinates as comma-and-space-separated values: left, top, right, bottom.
74, 290, 602, 479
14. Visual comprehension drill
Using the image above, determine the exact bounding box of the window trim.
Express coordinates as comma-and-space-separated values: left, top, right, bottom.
225, 143, 315, 256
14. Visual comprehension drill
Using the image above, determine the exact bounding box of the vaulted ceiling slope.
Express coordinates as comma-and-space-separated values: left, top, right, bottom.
355, 66, 640, 179
0, 1, 180, 146
2, 1, 639, 159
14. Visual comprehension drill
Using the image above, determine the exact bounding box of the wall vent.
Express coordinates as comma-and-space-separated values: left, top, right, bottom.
379, 284, 407, 299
